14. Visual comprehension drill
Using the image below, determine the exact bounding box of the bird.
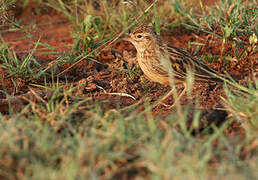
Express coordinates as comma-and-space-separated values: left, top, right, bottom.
123, 25, 228, 108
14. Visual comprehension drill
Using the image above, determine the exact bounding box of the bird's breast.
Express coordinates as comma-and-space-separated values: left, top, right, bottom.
137, 51, 170, 85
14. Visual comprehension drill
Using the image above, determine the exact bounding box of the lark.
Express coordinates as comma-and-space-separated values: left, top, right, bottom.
124, 25, 227, 108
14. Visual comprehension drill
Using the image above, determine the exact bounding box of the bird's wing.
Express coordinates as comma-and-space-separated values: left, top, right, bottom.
165, 44, 223, 82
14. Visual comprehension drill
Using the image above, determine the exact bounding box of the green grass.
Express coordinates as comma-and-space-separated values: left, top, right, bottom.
0, 41, 44, 81
173, 0, 257, 63
0, 0, 15, 25
0, 81, 257, 179
0, 0, 257, 179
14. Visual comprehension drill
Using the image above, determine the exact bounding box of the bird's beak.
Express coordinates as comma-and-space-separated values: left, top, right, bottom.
123, 35, 132, 42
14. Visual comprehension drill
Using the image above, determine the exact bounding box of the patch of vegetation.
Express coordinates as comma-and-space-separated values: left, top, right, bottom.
0, 0, 15, 24
0, 42, 43, 81
0, 80, 257, 179
173, 0, 257, 64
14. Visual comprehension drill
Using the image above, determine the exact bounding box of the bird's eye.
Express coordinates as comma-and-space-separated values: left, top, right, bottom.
137, 35, 142, 38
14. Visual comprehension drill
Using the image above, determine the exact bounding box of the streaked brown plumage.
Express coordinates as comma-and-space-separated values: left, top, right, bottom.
124, 25, 225, 107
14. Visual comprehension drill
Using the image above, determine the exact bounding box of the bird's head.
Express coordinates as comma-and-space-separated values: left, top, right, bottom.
124, 25, 159, 52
